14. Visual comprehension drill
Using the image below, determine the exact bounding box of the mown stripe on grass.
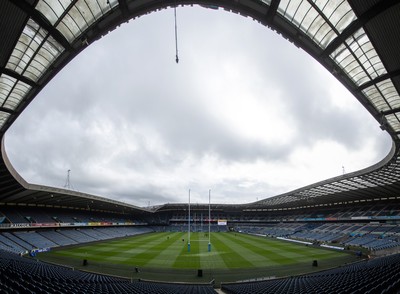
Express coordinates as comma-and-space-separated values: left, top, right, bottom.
214, 233, 293, 266
224, 233, 346, 265
118, 232, 185, 266
144, 233, 190, 268
210, 233, 254, 268
190, 233, 228, 269
172, 233, 201, 269
198, 243, 227, 270
45, 232, 349, 271
52, 232, 171, 263
229, 233, 308, 259
224, 233, 308, 265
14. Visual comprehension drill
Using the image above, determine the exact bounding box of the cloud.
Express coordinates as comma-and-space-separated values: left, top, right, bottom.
4, 6, 392, 206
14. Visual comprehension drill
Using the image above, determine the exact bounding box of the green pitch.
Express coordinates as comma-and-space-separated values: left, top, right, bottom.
41, 231, 354, 272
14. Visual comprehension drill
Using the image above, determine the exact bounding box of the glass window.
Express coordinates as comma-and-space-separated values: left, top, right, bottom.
330, 28, 386, 86
278, 0, 356, 49
362, 79, 400, 115
36, 0, 118, 43
5, 19, 64, 82
0, 112, 10, 129
0, 75, 31, 111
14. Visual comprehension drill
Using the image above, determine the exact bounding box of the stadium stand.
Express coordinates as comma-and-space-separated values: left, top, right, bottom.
38, 230, 78, 247
235, 221, 400, 252
13, 231, 58, 249
0, 250, 217, 294
0, 226, 154, 255
221, 254, 400, 294
0, 207, 142, 226
0, 234, 27, 254
2, 232, 34, 252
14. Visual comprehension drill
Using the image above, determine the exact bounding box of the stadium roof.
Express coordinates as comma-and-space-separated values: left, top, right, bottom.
0, 0, 400, 211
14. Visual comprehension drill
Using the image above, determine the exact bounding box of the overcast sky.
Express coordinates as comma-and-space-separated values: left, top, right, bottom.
4, 6, 392, 207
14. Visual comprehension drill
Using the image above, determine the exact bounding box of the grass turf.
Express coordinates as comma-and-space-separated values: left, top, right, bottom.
38, 231, 359, 284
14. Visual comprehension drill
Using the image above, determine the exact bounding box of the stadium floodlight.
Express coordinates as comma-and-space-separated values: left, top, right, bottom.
63, 169, 74, 190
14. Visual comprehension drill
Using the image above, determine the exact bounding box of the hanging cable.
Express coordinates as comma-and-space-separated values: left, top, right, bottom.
174, 5, 179, 63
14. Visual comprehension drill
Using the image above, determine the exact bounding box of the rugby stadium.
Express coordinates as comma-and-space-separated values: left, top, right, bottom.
1, 0, 400, 293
